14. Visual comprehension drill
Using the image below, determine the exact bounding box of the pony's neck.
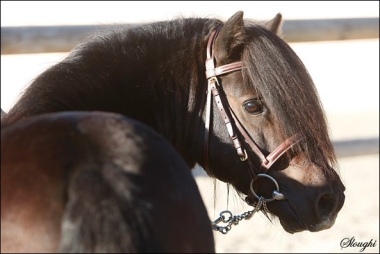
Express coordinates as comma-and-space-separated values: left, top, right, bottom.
4, 19, 218, 168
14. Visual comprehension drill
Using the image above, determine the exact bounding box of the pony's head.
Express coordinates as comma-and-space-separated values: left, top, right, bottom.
202, 11, 345, 233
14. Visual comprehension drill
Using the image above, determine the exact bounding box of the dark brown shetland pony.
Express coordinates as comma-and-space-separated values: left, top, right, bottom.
1, 11, 345, 252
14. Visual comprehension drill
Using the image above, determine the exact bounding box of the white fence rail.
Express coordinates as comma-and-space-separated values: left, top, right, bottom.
333, 137, 379, 158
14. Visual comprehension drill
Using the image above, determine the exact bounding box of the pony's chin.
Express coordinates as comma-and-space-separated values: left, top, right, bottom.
279, 214, 337, 234
274, 202, 338, 234
279, 218, 307, 234
246, 190, 308, 234
275, 209, 307, 234
267, 201, 308, 234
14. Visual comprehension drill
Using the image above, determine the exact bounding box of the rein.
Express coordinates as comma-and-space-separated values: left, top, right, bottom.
203, 28, 305, 234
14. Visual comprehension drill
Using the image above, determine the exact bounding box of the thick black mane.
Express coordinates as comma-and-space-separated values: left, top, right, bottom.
3, 18, 224, 166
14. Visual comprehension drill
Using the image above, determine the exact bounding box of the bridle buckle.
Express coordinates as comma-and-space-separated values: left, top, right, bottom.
239, 149, 248, 161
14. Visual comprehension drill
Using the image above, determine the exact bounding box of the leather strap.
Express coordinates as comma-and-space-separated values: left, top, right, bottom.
206, 62, 245, 79
229, 108, 305, 172
203, 27, 304, 180
204, 28, 245, 173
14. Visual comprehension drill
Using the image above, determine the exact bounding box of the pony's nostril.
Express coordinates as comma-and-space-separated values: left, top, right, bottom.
307, 191, 344, 232
317, 193, 337, 218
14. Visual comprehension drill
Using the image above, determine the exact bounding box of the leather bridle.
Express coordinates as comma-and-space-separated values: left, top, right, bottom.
203, 27, 305, 203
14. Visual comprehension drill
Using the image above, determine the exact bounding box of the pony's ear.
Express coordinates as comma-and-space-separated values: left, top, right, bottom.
265, 13, 283, 36
214, 11, 246, 64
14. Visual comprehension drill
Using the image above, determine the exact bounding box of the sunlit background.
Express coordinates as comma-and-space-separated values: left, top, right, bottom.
1, 1, 379, 253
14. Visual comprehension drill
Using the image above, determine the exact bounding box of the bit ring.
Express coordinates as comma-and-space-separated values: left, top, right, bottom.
249, 174, 286, 202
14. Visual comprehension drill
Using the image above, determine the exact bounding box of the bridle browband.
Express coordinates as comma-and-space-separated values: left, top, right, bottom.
203, 27, 305, 205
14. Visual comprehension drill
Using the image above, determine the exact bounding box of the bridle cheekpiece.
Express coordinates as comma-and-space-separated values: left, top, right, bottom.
203, 27, 305, 234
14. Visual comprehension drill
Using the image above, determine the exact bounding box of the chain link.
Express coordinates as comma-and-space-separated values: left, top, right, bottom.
211, 197, 268, 234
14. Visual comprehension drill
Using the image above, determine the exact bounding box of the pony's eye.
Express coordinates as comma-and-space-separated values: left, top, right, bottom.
243, 99, 263, 115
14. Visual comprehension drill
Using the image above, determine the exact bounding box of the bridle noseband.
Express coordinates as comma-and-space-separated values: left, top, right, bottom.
203, 27, 305, 206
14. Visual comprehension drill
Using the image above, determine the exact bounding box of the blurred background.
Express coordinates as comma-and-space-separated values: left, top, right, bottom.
1, 1, 379, 253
